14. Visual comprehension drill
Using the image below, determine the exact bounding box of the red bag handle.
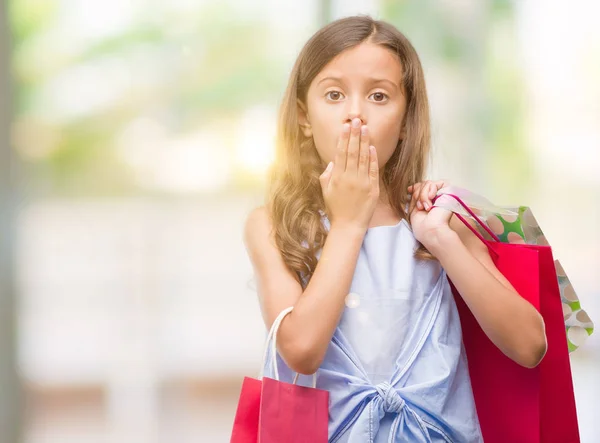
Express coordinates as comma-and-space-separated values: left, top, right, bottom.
432, 193, 502, 255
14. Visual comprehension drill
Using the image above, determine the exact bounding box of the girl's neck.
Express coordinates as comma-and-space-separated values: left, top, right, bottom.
378, 177, 389, 204
369, 178, 403, 228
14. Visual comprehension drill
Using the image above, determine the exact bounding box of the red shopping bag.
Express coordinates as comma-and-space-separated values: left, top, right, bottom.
437, 194, 580, 443
230, 377, 262, 442
230, 307, 329, 443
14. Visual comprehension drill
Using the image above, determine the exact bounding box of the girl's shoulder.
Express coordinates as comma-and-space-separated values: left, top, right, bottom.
243, 206, 272, 251
245, 205, 269, 224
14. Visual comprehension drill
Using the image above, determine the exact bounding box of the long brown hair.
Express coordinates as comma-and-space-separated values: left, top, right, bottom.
267, 15, 432, 288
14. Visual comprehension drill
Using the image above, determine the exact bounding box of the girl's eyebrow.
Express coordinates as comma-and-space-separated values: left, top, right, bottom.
316, 76, 398, 90
316, 76, 346, 86
370, 78, 399, 90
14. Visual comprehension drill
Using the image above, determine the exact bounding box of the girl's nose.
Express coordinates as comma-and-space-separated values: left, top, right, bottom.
345, 114, 365, 125
345, 96, 366, 125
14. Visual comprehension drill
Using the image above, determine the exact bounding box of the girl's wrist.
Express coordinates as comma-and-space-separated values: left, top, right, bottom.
422, 226, 460, 258
328, 222, 367, 240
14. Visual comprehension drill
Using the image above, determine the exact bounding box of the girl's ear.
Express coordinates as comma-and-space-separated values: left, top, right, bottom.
297, 100, 313, 137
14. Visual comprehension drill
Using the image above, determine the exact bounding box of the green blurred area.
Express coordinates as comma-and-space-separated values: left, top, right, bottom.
9, 0, 531, 200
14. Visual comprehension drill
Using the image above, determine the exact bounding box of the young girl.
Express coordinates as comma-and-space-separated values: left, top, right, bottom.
244, 15, 547, 443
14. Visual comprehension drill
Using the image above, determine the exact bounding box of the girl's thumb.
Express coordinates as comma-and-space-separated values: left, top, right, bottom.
320, 161, 333, 179
319, 162, 333, 186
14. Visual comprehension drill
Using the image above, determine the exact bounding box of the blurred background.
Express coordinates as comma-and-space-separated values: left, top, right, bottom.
1, 0, 599, 442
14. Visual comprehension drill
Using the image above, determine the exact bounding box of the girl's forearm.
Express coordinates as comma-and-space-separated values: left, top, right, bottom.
427, 228, 547, 368
279, 224, 365, 374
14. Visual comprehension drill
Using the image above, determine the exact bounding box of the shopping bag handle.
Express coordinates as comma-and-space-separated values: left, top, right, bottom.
260, 306, 317, 388
432, 193, 501, 255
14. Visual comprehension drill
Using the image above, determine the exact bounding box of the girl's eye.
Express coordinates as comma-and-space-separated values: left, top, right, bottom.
326, 91, 344, 101
370, 92, 389, 102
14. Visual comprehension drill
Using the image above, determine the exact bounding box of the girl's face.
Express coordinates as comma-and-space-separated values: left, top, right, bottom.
298, 42, 407, 170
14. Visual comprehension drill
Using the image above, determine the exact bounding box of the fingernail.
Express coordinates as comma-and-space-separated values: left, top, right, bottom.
424, 202, 430, 211
417, 201, 422, 209
352, 118, 361, 128
342, 123, 350, 133
361, 125, 368, 136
